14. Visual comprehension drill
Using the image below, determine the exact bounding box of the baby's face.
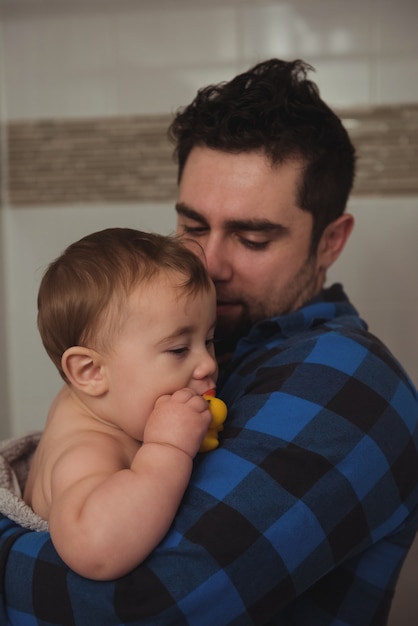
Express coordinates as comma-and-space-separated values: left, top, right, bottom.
101, 273, 218, 441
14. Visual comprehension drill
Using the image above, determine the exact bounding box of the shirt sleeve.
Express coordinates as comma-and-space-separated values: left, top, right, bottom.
1, 328, 418, 626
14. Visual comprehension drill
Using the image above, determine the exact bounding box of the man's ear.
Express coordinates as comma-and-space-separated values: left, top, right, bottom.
316, 213, 354, 271
61, 346, 108, 396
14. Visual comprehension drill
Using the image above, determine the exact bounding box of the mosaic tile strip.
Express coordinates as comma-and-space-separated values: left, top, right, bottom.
4, 104, 418, 206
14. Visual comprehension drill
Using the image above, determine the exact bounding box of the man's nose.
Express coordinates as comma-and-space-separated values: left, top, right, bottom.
202, 235, 232, 282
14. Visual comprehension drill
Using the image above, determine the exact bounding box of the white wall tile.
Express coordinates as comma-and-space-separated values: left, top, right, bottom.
239, 5, 297, 59
113, 65, 241, 116
113, 6, 238, 68
375, 58, 418, 104
289, 0, 373, 57
376, 0, 418, 55
313, 59, 372, 107
3, 12, 117, 118
110, 6, 241, 114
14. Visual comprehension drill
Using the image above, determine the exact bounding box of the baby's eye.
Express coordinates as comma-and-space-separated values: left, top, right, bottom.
168, 347, 189, 357
205, 338, 216, 356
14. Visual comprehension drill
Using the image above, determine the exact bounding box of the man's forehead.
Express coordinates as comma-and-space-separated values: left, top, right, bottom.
177, 150, 304, 223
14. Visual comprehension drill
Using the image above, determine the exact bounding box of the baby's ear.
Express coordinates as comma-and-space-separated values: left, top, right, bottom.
61, 347, 108, 396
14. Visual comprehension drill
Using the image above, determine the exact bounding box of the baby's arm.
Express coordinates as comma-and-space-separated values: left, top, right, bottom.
48, 388, 211, 580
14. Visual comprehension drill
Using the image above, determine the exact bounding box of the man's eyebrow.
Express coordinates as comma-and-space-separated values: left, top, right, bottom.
176, 203, 287, 234
225, 219, 287, 234
176, 203, 208, 224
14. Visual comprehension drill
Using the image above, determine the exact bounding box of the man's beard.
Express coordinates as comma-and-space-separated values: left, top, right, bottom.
213, 252, 320, 357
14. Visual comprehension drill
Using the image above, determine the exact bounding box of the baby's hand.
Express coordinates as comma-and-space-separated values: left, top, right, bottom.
143, 389, 212, 458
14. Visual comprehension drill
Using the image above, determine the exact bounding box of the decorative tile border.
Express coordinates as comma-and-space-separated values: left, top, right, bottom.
3, 103, 418, 206
6, 115, 177, 205
339, 104, 418, 196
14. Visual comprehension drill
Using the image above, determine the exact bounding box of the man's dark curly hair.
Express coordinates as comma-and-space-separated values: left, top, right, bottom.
169, 58, 356, 251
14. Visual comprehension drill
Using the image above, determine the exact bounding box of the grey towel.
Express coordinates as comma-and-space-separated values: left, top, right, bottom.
0, 432, 48, 531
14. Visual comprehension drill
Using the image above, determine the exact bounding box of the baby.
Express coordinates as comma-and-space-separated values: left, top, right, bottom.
24, 227, 218, 580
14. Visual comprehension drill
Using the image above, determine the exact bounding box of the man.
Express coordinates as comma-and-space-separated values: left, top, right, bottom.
1, 58, 418, 625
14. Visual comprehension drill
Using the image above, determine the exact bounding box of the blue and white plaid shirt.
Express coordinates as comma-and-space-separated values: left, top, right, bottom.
1, 284, 418, 625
